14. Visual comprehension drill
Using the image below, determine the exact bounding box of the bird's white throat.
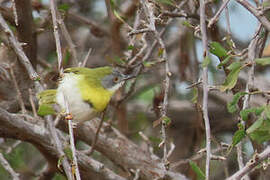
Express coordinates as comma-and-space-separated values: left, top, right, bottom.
56, 73, 95, 122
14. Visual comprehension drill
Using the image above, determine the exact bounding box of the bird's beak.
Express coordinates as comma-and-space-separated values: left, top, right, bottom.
122, 74, 136, 81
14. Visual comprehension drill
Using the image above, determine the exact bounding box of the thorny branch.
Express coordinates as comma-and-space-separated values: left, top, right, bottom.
199, 0, 211, 179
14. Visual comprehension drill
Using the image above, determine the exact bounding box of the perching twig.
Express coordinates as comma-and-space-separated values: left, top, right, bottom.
199, 0, 211, 179
171, 144, 229, 168
9, 66, 26, 114
0, 152, 20, 180
208, 0, 231, 28
63, 94, 81, 180
50, 0, 63, 74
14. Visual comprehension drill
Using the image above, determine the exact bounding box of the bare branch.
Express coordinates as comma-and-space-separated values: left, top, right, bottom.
50, 0, 63, 73
199, 0, 211, 179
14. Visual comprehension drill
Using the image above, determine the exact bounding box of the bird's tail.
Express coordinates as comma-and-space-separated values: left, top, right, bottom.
37, 89, 57, 116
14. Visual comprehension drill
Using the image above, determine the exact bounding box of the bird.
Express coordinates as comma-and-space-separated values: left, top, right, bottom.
37, 66, 133, 123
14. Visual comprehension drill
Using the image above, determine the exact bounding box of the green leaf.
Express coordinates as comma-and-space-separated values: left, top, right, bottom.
182, 21, 193, 28
143, 61, 156, 68
64, 147, 73, 161
189, 161, 205, 180
232, 129, 246, 147
191, 87, 198, 104
220, 62, 243, 92
127, 45, 134, 50
58, 3, 70, 12
37, 104, 56, 116
202, 56, 211, 67
161, 116, 171, 126
247, 117, 270, 143
227, 92, 248, 113
265, 105, 270, 119
113, 9, 125, 23
63, 50, 71, 65
158, 48, 164, 57
255, 57, 270, 66
57, 155, 65, 172
240, 106, 265, 121
246, 117, 264, 134
226, 61, 241, 71
209, 41, 228, 59
156, 0, 175, 6
217, 55, 232, 69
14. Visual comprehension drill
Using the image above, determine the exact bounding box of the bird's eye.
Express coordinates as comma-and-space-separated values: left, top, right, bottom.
113, 77, 119, 82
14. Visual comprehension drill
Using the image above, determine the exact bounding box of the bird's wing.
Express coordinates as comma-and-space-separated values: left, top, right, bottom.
37, 89, 57, 116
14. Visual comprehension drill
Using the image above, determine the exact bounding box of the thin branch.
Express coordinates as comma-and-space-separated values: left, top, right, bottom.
58, 18, 78, 66
199, 0, 211, 179
28, 88, 38, 118
9, 66, 26, 114
0, 12, 39, 80
171, 144, 229, 168
140, 0, 171, 168
208, 0, 231, 28
227, 146, 270, 180
63, 94, 81, 180
80, 48, 92, 67
11, 0, 18, 26
0, 152, 20, 180
50, 0, 63, 74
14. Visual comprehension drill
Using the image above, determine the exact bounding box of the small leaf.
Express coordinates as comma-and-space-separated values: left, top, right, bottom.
217, 55, 232, 69
247, 118, 270, 143
265, 105, 270, 119
158, 48, 164, 57
189, 161, 205, 180
202, 56, 211, 67
227, 92, 248, 113
57, 155, 65, 171
113, 9, 125, 24
191, 87, 198, 104
161, 115, 171, 126
220, 62, 243, 92
127, 45, 134, 50
63, 50, 71, 65
58, 3, 70, 12
240, 106, 265, 121
246, 117, 264, 134
37, 104, 56, 116
255, 57, 270, 66
64, 146, 73, 161
232, 129, 246, 147
209, 41, 228, 59
156, 0, 175, 6
182, 21, 193, 28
